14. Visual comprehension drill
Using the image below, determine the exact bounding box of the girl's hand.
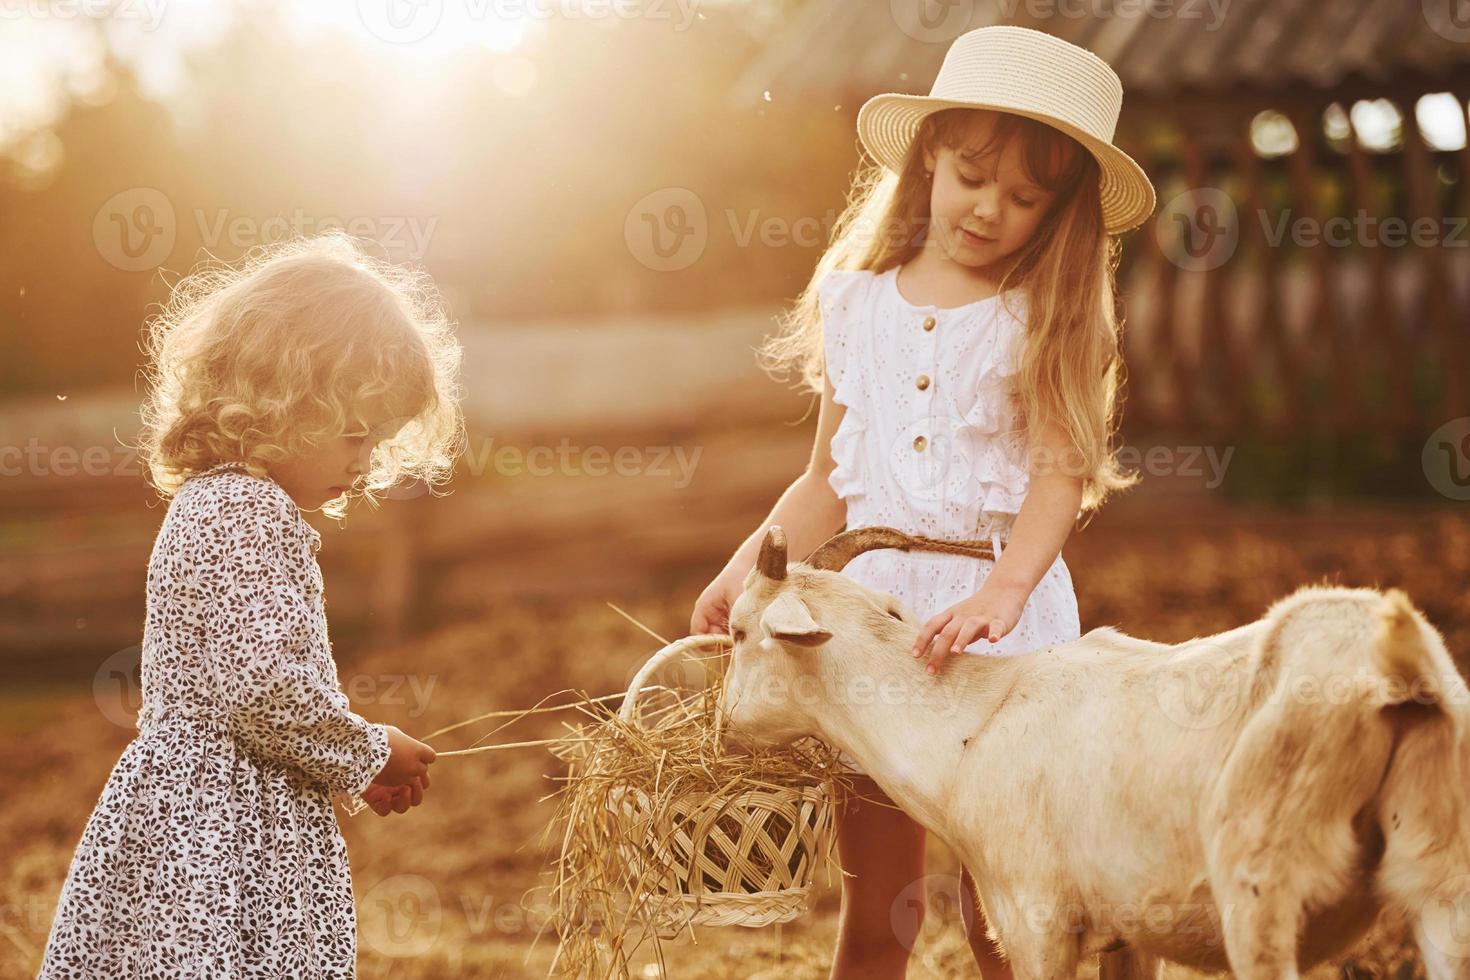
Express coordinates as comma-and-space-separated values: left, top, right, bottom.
360, 783, 396, 815
375, 725, 437, 787
911, 581, 1031, 675
691, 567, 745, 636
362, 774, 428, 816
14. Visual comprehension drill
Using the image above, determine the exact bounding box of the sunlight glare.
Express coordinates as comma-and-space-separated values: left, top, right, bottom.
1416, 92, 1468, 152
285, 1, 534, 61
0, 0, 537, 166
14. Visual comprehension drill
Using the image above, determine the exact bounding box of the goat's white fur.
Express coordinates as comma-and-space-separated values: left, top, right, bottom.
720, 550, 1470, 980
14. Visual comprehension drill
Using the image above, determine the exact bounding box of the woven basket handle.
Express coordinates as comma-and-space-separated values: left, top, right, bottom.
619, 634, 732, 724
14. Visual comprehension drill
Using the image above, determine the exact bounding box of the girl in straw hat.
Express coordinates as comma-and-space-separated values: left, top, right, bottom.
39, 234, 461, 979
692, 24, 1156, 978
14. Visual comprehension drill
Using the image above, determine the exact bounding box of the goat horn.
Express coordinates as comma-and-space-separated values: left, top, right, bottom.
756, 525, 788, 581
804, 526, 996, 572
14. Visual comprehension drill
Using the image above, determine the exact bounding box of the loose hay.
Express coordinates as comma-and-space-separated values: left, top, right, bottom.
541, 635, 848, 979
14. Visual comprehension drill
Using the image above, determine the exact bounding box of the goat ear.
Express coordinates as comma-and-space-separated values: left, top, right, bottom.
759, 591, 832, 648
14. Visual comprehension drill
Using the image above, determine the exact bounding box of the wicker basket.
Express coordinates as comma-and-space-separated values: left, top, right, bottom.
610, 634, 836, 934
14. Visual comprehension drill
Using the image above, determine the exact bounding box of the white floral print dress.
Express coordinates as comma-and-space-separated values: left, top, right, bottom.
821, 266, 1082, 656
39, 462, 391, 979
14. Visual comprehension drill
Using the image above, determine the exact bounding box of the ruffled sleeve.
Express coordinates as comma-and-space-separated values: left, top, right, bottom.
182, 474, 392, 798
819, 270, 874, 502
963, 294, 1032, 516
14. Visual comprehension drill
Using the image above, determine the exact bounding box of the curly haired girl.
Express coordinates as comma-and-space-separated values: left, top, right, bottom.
40, 233, 464, 979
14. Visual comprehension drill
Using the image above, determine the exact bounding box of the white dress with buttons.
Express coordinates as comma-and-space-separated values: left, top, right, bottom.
821, 265, 1081, 657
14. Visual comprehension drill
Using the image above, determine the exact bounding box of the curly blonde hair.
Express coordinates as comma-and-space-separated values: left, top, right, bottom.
139, 234, 465, 519
760, 108, 1140, 515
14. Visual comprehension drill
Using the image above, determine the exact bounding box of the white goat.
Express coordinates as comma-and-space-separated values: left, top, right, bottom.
718, 526, 1470, 980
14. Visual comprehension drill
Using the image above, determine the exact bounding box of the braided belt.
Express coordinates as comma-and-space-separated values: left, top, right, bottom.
882, 531, 1002, 561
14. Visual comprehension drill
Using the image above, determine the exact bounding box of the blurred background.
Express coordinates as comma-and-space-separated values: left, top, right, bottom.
3, 0, 1468, 976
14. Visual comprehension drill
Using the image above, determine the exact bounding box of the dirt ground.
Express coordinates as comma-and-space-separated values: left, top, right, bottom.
4, 503, 1465, 979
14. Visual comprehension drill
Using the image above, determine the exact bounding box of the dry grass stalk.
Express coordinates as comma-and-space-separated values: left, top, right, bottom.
537, 636, 848, 979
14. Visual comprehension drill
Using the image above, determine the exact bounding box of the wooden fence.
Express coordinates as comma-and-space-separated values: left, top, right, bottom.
1114, 82, 1470, 438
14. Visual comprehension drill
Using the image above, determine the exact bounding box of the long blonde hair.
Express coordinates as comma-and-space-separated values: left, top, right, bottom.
139, 233, 465, 518
760, 108, 1138, 514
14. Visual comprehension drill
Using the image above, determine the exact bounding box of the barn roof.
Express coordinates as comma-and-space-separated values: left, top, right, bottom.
736, 0, 1470, 111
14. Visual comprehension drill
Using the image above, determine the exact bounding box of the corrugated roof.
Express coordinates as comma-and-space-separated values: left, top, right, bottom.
736, 0, 1470, 106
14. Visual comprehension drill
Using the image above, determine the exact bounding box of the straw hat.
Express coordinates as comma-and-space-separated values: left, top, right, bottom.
857, 25, 1156, 234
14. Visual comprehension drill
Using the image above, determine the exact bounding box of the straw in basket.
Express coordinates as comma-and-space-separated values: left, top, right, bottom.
611, 634, 835, 932
546, 633, 843, 976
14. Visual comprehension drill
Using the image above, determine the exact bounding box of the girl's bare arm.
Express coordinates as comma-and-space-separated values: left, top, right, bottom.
984, 416, 1085, 597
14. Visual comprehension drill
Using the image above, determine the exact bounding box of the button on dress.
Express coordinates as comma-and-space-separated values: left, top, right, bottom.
39, 463, 392, 979
821, 266, 1082, 657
